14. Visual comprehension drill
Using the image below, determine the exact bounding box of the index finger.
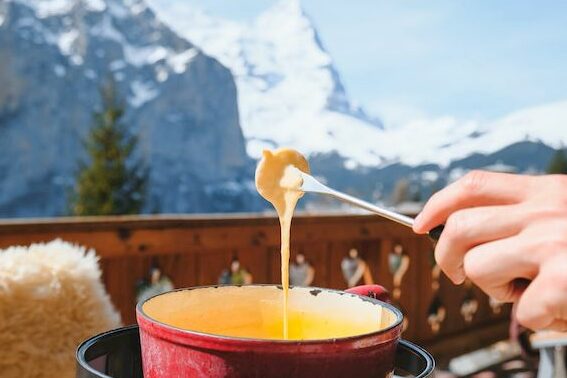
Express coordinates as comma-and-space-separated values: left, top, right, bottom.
413, 170, 532, 234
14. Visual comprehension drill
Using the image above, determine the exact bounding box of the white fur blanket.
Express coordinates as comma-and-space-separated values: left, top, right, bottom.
0, 239, 121, 378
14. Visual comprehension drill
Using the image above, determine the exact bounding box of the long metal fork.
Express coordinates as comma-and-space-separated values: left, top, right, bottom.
299, 171, 444, 241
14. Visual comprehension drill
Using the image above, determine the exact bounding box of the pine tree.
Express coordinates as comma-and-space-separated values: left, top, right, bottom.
71, 82, 147, 216
547, 148, 567, 174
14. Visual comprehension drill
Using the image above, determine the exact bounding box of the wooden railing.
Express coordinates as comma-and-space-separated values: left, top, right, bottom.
0, 213, 511, 363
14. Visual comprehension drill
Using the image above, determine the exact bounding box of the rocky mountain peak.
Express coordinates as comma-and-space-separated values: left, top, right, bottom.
0, 0, 258, 217
148, 0, 383, 167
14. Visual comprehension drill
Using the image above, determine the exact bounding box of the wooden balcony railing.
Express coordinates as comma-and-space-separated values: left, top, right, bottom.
0, 213, 511, 363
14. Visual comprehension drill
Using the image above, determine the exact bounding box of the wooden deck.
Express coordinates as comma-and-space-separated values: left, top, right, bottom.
0, 213, 511, 363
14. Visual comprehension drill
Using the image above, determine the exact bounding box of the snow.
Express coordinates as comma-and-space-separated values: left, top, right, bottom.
481, 162, 517, 173
57, 28, 78, 55
123, 44, 164, 66
167, 48, 197, 74
89, 11, 199, 76
12, 6, 85, 65
85, 0, 106, 12
13, 0, 104, 17
11, 0, 566, 169
366, 100, 567, 167
69, 54, 83, 65
246, 139, 277, 158
147, 0, 567, 168
123, 43, 198, 73
155, 66, 168, 82
129, 80, 159, 107
344, 159, 358, 170
147, 0, 384, 163
243, 107, 388, 166
14, 15, 62, 50
124, 0, 147, 15
12, 0, 74, 18
421, 171, 439, 182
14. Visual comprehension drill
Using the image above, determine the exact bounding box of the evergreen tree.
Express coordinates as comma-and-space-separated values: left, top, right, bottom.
547, 148, 567, 174
71, 82, 147, 215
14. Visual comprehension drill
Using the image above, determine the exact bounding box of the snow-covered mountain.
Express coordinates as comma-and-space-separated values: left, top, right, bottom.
147, 0, 386, 166
0, 0, 261, 217
370, 100, 567, 167
1, 0, 566, 218
148, 0, 567, 168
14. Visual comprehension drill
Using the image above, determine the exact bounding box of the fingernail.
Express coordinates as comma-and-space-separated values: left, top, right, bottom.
453, 270, 466, 285
413, 212, 423, 231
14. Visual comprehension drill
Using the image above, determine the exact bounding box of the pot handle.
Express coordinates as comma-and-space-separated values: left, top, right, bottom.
345, 284, 391, 303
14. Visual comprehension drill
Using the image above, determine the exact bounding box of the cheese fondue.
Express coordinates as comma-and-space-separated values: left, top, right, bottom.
255, 148, 309, 339
142, 286, 393, 340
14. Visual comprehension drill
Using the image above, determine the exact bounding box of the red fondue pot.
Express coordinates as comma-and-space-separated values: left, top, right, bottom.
136, 285, 402, 378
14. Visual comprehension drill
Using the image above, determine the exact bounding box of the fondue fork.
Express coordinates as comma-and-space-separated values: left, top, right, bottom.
298, 171, 444, 241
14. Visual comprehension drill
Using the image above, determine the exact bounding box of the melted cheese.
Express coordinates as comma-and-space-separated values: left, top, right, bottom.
255, 148, 309, 339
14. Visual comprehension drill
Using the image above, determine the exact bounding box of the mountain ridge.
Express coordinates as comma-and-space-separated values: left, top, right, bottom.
0, 0, 565, 218
147, 0, 386, 166
148, 0, 567, 168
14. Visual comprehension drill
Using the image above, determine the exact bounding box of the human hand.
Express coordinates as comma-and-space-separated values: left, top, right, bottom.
413, 171, 567, 331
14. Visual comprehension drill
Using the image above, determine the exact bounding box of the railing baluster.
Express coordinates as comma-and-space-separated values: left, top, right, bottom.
0, 214, 511, 360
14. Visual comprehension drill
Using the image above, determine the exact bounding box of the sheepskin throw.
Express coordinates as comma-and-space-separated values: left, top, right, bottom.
0, 239, 121, 378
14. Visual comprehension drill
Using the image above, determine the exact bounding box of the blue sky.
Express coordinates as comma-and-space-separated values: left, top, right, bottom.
187, 0, 567, 126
